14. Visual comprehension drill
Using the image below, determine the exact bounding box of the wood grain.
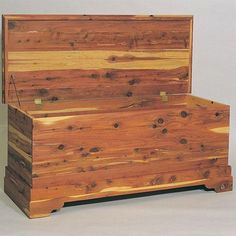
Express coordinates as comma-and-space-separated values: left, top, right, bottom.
4, 93, 233, 218
7, 105, 32, 186
3, 15, 232, 219
2, 15, 193, 103
8, 50, 189, 72
30, 95, 229, 182
30, 166, 232, 201
7, 19, 191, 51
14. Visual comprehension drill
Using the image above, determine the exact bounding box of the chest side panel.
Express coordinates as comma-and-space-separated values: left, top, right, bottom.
2, 15, 193, 104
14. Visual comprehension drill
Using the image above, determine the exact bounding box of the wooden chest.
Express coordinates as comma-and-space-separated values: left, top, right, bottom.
2, 15, 233, 218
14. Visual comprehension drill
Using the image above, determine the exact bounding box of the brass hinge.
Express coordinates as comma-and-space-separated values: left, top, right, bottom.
160, 91, 168, 102
34, 98, 42, 105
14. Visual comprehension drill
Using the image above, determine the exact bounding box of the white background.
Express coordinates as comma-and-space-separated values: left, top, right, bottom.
0, 1, 235, 235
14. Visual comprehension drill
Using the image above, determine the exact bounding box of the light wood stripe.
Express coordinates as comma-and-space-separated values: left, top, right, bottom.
210, 127, 229, 134
34, 116, 76, 126
100, 179, 207, 193
28, 107, 98, 115
31, 179, 206, 203
8, 50, 189, 72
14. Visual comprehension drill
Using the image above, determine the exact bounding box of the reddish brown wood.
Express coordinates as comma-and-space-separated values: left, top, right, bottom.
7, 68, 190, 103
2, 15, 193, 104
2, 15, 232, 219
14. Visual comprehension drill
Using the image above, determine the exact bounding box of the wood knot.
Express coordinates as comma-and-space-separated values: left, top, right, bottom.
81, 152, 90, 157
157, 118, 164, 124
109, 56, 116, 62
91, 73, 99, 79
19, 160, 26, 168
215, 112, 223, 118
169, 175, 177, 183
200, 144, 205, 151
128, 79, 140, 85
46, 77, 56, 81
152, 124, 157, 128
89, 147, 100, 153
161, 128, 168, 134
220, 183, 226, 190
180, 111, 188, 118
150, 176, 163, 185
51, 96, 59, 101
69, 41, 75, 47
58, 144, 65, 150
150, 150, 157, 155
105, 72, 113, 79
113, 122, 120, 128
203, 170, 210, 178
126, 91, 133, 97
67, 125, 74, 130
180, 138, 188, 144
86, 181, 97, 192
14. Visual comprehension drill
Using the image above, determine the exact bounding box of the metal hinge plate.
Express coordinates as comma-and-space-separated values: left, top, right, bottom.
160, 91, 168, 102
34, 98, 42, 105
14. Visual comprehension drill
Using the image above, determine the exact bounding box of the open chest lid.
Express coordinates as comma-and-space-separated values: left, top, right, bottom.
2, 15, 193, 105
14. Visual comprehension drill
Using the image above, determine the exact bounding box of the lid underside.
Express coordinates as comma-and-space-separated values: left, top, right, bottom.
2, 15, 193, 104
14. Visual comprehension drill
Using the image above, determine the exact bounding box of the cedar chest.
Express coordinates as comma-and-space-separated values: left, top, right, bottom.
2, 15, 233, 218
